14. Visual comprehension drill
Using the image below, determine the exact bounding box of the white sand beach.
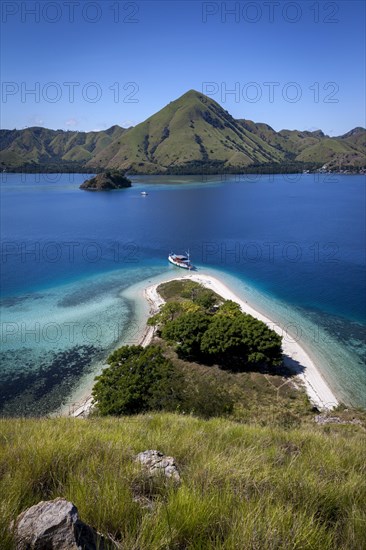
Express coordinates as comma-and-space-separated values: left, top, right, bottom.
69, 270, 338, 417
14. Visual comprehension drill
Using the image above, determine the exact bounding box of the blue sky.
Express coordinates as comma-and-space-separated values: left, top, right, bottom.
1, 0, 365, 135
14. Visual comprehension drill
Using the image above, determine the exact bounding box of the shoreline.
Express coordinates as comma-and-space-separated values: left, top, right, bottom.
68, 270, 338, 417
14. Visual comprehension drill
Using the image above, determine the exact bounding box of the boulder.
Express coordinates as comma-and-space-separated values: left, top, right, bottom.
12, 498, 105, 549
135, 450, 181, 483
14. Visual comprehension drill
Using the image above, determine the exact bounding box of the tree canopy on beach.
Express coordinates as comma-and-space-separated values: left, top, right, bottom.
216, 300, 242, 317
179, 281, 220, 310
151, 285, 283, 370
200, 313, 283, 369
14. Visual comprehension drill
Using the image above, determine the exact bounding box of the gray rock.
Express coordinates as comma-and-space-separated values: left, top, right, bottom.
132, 494, 156, 511
12, 498, 105, 549
314, 415, 362, 425
135, 450, 181, 483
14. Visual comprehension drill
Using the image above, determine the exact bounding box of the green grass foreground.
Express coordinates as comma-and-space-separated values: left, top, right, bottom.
0, 413, 365, 549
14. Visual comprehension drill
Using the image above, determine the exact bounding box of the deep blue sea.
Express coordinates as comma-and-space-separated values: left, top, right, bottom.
1, 173, 365, 415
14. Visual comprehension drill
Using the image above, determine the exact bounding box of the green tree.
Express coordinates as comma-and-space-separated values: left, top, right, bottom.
216, 300, 242, 317
161, 311, 211, 357
194, 289, 218, 311
200, 313, 282, 369
181, 281, 200, 301
200, 315, 245, 360
241, 316, 283, 367
181, 300, 201, 314
92, 345, 183, 415
180, 282, 221, 310
147, 302, 183, 328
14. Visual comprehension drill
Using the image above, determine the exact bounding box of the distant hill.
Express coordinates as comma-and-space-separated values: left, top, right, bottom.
1, 90, 365, 173
238, 121, 366, 170
0, 125, 126, 172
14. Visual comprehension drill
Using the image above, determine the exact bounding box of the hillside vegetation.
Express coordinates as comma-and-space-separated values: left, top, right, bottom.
1, 90, 365, 174
0, 414, 365, 549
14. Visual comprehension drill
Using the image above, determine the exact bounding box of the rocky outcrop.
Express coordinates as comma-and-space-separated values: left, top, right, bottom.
135, 450, 181, 483
80, 171, 131, 191
12, 498, 105, 549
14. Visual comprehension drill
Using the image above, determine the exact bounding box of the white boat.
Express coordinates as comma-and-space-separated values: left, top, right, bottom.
168, 251, 192, 270
141, 191, 148, 196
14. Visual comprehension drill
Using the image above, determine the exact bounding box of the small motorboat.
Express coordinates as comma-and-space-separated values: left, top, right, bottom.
141, 191, 148, 196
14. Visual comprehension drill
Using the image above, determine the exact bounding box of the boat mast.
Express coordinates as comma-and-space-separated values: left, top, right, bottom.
186, 249, 191, 270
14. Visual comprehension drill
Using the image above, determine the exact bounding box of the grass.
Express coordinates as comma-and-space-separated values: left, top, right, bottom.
0, 413, 365, 549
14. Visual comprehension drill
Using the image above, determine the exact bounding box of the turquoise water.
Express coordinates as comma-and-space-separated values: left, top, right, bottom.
0, 173, 365, 414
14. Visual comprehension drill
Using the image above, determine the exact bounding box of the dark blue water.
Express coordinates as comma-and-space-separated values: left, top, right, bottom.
1, 173, 365, 414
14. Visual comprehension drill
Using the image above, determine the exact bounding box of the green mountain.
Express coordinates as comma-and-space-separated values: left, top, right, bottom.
238, 121, 366, 169
1, 90, 365, 173
87, 90, 286, 173
239, 121, 326, 157
0, 125, 126, 171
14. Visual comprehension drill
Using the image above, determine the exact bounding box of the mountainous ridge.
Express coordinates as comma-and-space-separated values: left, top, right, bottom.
1, 90, 365, 173
0, 125, 127, 170
87, 90, 287, 173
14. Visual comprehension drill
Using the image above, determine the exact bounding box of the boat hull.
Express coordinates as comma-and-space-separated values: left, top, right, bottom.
168, 256, 192, 270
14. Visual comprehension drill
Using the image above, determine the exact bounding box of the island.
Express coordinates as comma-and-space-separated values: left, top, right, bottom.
79, 170, 131, 191
70, 273, 339, 419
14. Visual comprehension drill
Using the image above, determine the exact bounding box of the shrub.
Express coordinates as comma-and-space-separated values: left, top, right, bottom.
92, 345, 183, 415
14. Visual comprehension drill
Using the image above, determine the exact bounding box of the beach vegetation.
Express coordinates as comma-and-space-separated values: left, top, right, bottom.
2, 282, 365, 548
148, 301, 184, 326
153, 281, 282, 370
200, 313, 283, 368
157, 279, 223, 309
161, 311, 211, 357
